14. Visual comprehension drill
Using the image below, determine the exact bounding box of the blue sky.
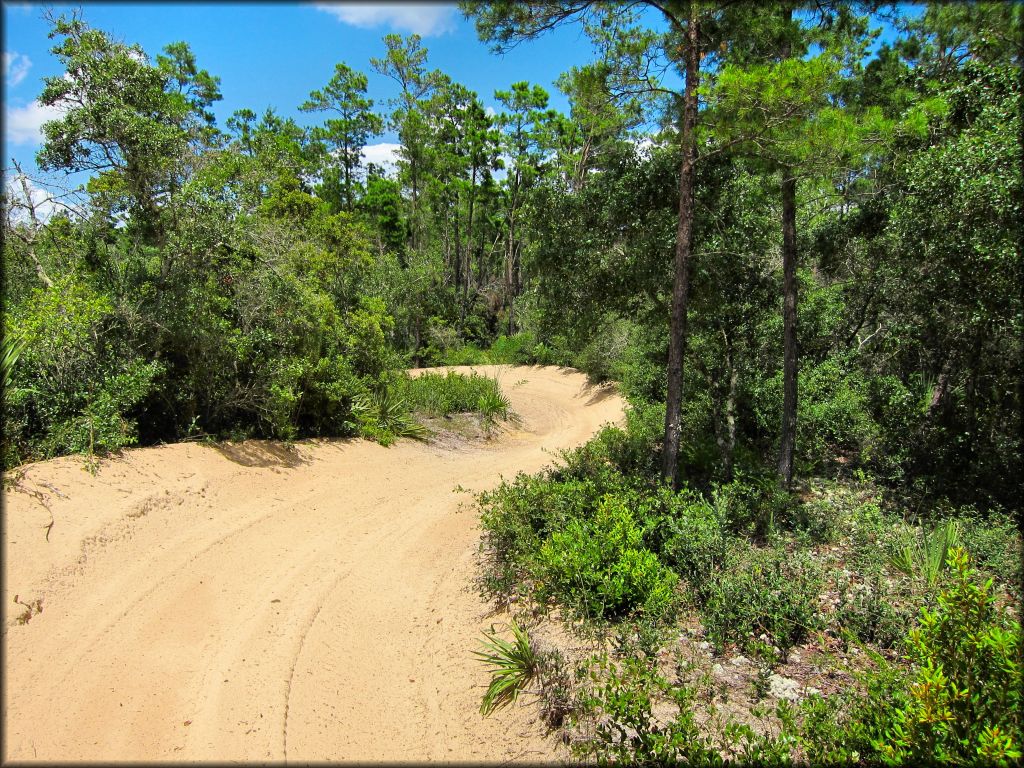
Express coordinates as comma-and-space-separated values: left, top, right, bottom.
3, 1, 609, 184
3, 1, 910, 207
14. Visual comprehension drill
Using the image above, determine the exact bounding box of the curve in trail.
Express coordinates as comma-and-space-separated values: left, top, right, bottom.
2, 365, 624, 763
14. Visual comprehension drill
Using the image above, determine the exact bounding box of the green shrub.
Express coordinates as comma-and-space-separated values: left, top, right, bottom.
797, 358, 880, 471
660, 490, 728, 598
792, 493, 846, 544
702, 543, 824, 658
1, 332, 27, 393
488, 332, 539, 365
536, 494, 679, 622
617, 327, 666, 403
477, 472, 610, 598
41, 359, 164, 457
477, 388, 512, 426
876, 548, 1022, 765
4, 276, 164, 463
834, 565, 915, 649
887, 520, 962, 591
556, 400, 663, 483
576, 321, 629, 384
712, 472, 792, 538
573, 653, 721, 765
292, 353, 364, 436
794, 658, 911, 765
795, 550, 1022, 766
952, 508, 1022, 586
438, 343, 491, 366
848, 499, 897, 574
352, 388, 427, 446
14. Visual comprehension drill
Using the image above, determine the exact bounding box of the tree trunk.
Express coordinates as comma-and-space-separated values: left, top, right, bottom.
776, 5, 798, 489
506, 193, 517, 336
777, 171, 798, 487
662, 7, 701, 488
453, 197, 462, 298
714, 330, 738, 482
465, 166, 477, 308
343, 138, 353, 212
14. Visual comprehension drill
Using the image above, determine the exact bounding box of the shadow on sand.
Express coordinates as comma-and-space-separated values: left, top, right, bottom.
212, 440, 309, 469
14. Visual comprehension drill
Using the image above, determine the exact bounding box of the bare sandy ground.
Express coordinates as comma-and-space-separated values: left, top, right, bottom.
2, 365, 623, 763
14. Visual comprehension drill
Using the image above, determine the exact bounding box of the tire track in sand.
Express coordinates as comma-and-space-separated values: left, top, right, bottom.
3, 365, 623, 762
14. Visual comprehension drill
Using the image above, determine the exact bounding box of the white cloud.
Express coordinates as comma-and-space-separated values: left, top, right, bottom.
4, 100, 64, 146
361, 142, 402, 176
314, 2, 458, 36
633, 136, 655, 153
3, 52, 32, 87
4, 175, 60, 224
484, 105, 497, 118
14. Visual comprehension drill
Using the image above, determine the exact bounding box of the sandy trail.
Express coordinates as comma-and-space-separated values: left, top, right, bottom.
2, 365, 623, 763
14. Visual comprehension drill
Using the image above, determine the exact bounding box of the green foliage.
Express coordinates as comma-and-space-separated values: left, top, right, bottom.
576, 321, 630, 385
1, 333, 27, 395
887, 520, 962, 591
659, 491, 727, 596
352, 388, 427, 446
573, 653, 723, 766
487, 332, 536, 364
3, 275, 163, 462
474, 619, 540, 716
300, 62, 383, 212
790, 550, 1022, 766
712, 472, 792, 539
41, 359, 163, 457
834, 565, 916, 650
398, 371, 509, 419
953, 508, 1022, 586
536, 494, 679, 622
476, 386, 512, 425
793, 657, 912, 765
876, 548, 1022, 765
701, 543, 824, 658
797, 358, 879, 470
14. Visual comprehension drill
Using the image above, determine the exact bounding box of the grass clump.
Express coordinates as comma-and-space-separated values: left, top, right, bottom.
397, 371, 512, 420
887, 519, 962, 591
878, 548, 1022, 764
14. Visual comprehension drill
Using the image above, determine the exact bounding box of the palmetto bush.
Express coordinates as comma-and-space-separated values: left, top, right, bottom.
398, 371, 512, 421
887, 519, 963, 591
352, 388, 427, 446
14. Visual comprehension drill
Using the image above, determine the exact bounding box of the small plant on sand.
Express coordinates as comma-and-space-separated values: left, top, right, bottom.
477, 387, 513, 426
475, 619, 540, 715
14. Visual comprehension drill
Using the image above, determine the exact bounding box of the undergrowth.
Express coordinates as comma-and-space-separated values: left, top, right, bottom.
473, 407, 1022, 764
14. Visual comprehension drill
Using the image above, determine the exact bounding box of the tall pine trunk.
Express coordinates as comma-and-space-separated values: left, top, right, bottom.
662, 6, 700, 488
777, 7, 798, 488
778, 172, 798, 486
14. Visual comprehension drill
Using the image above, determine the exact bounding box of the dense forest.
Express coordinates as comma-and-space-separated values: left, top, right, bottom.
3, 1, 1021, 763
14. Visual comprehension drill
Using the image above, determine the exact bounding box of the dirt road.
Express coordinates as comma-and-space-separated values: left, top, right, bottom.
2, 365, 623, 762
